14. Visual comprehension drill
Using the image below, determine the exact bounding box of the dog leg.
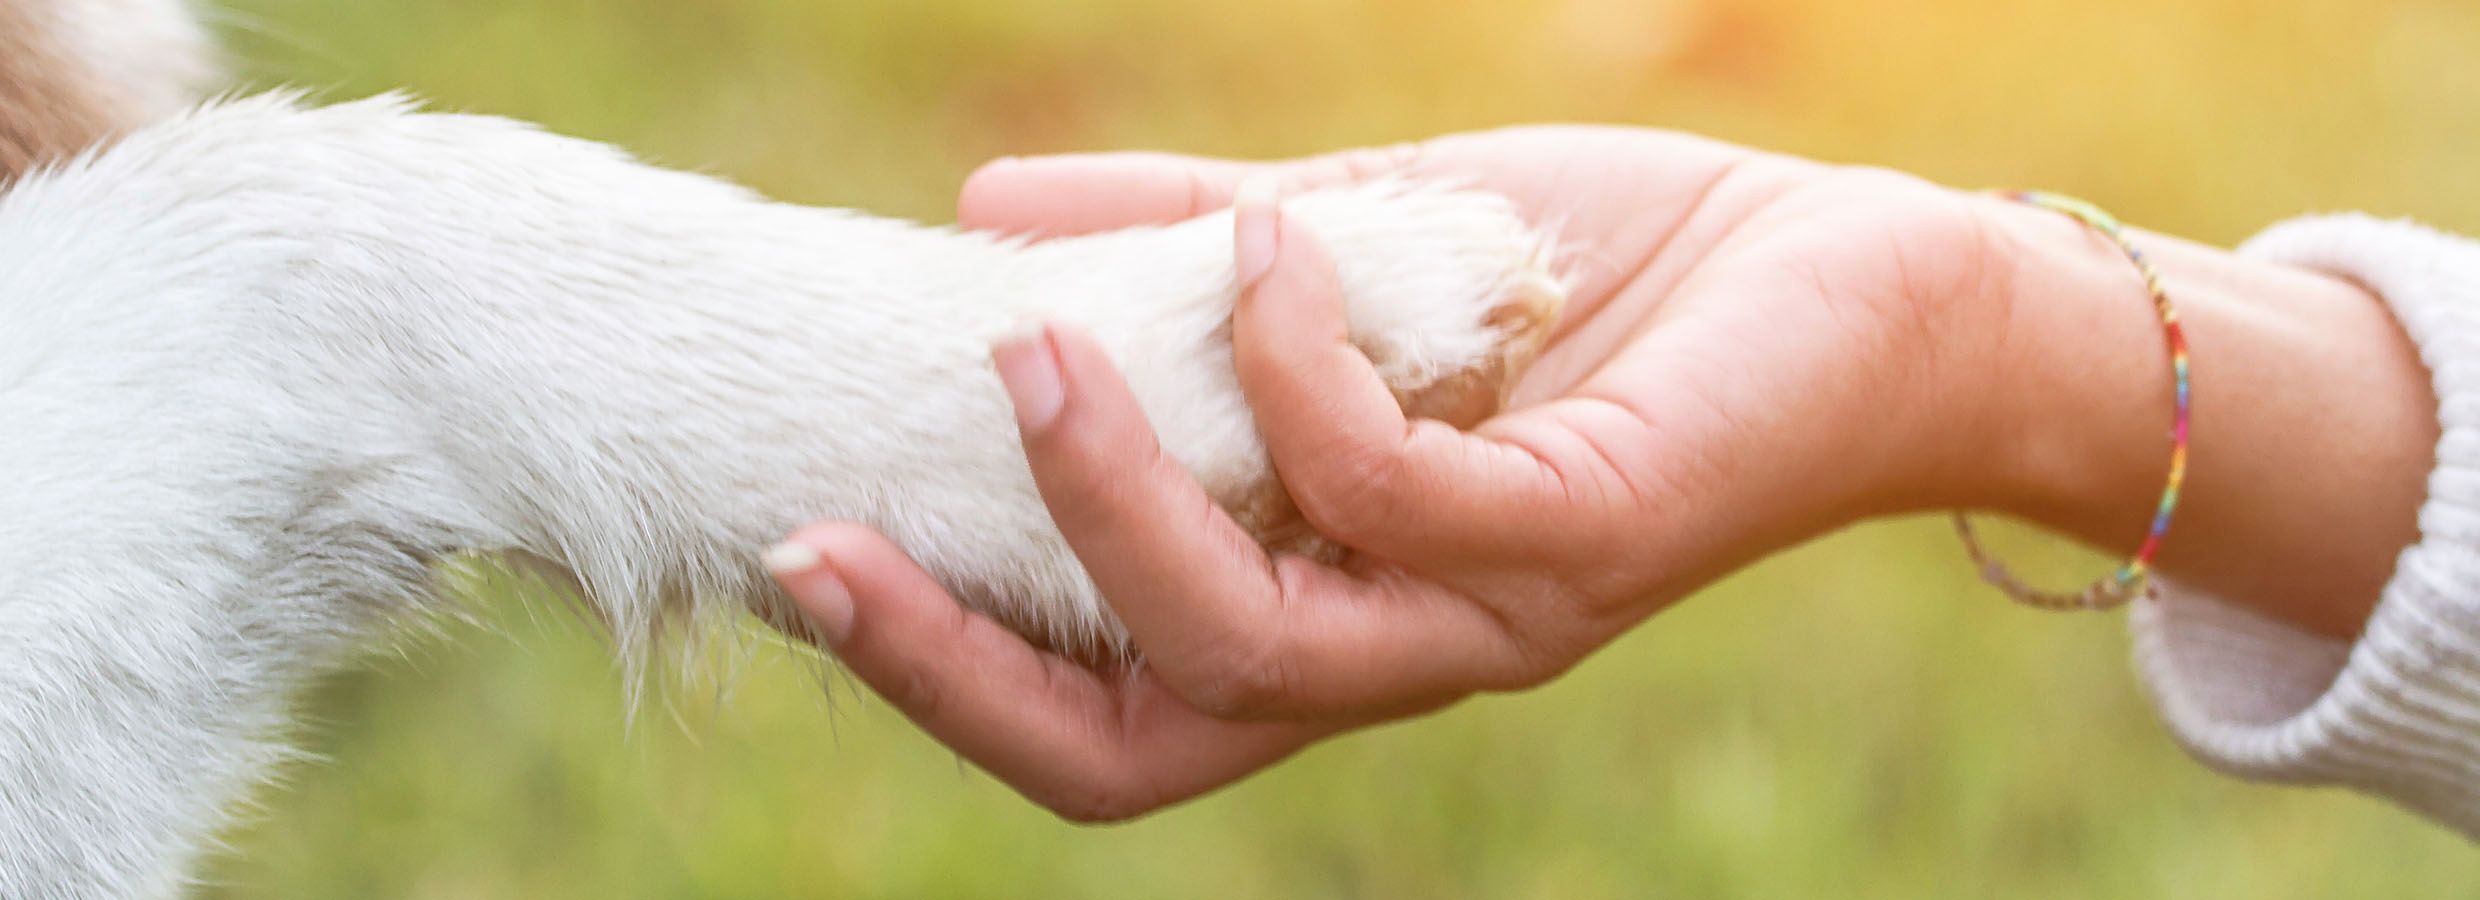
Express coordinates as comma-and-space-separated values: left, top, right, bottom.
0, 94, 1563, 895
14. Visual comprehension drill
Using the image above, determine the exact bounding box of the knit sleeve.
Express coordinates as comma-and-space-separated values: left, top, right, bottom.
2135, 214, 2480, 837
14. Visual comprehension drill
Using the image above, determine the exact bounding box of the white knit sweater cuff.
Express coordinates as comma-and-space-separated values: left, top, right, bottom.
2134, 214, 2480, 837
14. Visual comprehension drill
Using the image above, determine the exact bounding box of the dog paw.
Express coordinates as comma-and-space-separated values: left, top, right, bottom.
1220, 182, 1567, 556
1291, 181, 1567, 426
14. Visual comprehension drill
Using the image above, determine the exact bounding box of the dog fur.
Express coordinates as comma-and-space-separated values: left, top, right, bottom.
0, 0, 210, 181
0, 3, 1564, 897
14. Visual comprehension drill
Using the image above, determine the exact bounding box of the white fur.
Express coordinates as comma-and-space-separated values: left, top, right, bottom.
48, 0, 217, 121
0, 94, 1558, 897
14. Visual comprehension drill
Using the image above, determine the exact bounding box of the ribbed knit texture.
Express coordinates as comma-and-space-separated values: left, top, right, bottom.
2135, 214, 2480, 838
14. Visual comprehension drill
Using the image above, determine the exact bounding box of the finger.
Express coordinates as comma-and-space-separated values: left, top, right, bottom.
956, 143, 1427, 237
1227, 186, 1571, 565
995, 324, 1545, 717
765, 523, 1323, 822
960, 153, 1262, 237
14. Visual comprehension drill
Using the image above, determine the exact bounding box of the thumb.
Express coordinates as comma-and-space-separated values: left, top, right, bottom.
1227, 180, 1571, 567
956, 144, 1432, 238
959, 152, 1265, 237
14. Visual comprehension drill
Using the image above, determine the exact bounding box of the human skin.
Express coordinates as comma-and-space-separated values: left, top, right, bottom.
762, 126, 2439, 822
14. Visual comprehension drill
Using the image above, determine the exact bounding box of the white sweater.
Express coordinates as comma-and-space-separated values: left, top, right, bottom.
2139, 214, 2480, 838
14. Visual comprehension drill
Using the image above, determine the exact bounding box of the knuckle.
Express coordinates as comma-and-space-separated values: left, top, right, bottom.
1046, 448, 1125, 510
1487, 612, 1598, 692
882, 667, 949, 721
1034, 426, 1158, 527
1173, 635, 1299, 718
1291, 445, 1405, 544
1492, 648, 1573, 692
1186, 667, 1286, 719
1030, 764, 1161, 824
1045, 788, 1151, 825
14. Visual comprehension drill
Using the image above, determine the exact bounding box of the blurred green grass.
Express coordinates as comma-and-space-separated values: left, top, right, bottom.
198, 0, 2480, 896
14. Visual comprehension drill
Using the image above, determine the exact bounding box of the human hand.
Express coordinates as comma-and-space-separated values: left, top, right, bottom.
763, 126, 2062, 820
768, 126, 2429, 820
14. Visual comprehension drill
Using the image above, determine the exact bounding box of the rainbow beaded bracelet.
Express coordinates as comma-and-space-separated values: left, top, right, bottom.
1952, 190, 2190, 611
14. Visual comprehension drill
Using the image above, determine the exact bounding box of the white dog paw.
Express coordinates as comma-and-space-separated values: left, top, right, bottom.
1219, 182, 1567, 556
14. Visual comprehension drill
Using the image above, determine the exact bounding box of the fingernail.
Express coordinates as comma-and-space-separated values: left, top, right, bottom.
1234, 176, 1282, 289
764, 539, 854, 643
993, 325, 1066, 432
762, 540, 821, 575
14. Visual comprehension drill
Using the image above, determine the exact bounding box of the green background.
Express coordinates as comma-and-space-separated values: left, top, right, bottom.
197, 0, 2480, 896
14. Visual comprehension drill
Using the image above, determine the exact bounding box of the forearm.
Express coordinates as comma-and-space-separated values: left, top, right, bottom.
1979, 199, 2437, 640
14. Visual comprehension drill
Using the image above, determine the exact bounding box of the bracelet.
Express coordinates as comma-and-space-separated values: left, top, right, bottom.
1952, 190, 2190, 611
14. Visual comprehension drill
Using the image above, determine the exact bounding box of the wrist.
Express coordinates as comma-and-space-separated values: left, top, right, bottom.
1968, 201, 2433, 637
1971, 196, 2173, 549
